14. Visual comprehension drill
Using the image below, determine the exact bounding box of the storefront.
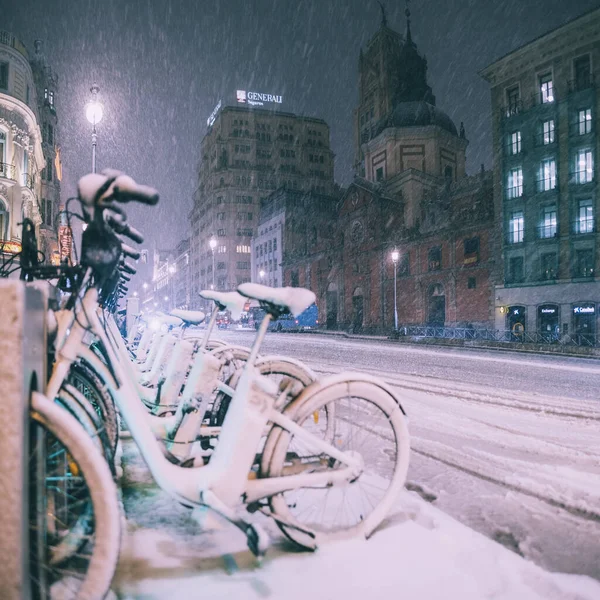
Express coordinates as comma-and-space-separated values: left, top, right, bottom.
572, 303, 596, 345
537, 304, 560, 342
507, 305, 526, 340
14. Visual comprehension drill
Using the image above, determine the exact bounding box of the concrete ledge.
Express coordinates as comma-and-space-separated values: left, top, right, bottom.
296, 328, 600, 359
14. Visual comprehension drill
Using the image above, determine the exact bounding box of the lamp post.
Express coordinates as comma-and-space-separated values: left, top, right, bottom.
391, 248, 399, 331
259, 269, 265, 284
85, 84, 103, 173
209, 237, 217, 289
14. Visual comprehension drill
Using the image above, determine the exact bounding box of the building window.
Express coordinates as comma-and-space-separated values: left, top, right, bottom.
397, 252, 410, 276
506, 85, 520, 116
467, 277, 476, 289
573, 55, 591, 91
542, 119, 555, 145
375, 166, 384, 182
506, 167, 523, 198
575, 199, 594, 234
537, 159, 556, 192
217, 245, 227, 253
541, 252, 557, 281
45, 157, 53, 182
463, 237, 480, 264
428, 246, 442, 271
0, 62, 8, 90
539, 73, 554, 104
49, 90, 54, 106
216, 212, 225, 220
574, 150, 593, 184
217, 229, 226, 236
236, 245, 251, 253
578, 109, 592, 135
291, 270, 299, 286
575, 248, 594, 278
508, 131, 521, 155
540, 205, 557, 238
509, 211, 524, 244
273, 238, 277, 251
508, 256, 524, 283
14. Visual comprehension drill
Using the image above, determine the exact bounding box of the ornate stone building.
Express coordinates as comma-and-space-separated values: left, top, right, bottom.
0, 31, 44, 262
282, 7, 495, 333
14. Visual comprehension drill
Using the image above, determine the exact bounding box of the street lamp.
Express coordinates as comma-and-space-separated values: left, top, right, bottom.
85, 84, 103, 173
391, 248, 399, 331
143, 282, 148, 290
259, 269, 265, 283
209, 237, 217, 289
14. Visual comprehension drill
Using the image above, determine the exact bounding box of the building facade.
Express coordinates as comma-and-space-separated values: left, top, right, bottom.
481, 7, 600, 342
281, 9, 495, 333
30, 39, 61, 265
189, 105, 334, 307
0, 31, 45, 262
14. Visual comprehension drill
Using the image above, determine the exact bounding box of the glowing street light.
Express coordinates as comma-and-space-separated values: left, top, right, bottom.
85, 83, 103, 173
391, 248, 399, 331
143, 282, 149, 290
259, 269, 265, 282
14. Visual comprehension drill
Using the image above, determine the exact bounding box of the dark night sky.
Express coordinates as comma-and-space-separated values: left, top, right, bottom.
2, 0, 598, 249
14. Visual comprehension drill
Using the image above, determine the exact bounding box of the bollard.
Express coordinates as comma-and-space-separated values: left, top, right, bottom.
0, 280, 47, 600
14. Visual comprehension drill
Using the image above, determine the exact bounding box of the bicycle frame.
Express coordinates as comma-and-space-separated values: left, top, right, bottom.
47, 286, 362, 514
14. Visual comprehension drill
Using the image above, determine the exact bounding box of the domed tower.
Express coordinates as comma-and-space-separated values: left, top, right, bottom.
355, 3, 468, 228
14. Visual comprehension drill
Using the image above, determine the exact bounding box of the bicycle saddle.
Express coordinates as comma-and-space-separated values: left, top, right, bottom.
171, 309, 206, 325
237, 283, 315, 318
199, 290, 247, 320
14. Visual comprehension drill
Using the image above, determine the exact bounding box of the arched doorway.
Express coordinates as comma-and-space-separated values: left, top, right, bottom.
352, 286, 364, 332
507, 305, 526, 341
427, 283, 445, 325
326, 282, 338, 329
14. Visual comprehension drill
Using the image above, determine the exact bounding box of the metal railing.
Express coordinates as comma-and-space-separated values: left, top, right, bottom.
573, 218, 594, 235
393, 325, 600, 347
537, 224, 558, 239
0, 163, 16, 181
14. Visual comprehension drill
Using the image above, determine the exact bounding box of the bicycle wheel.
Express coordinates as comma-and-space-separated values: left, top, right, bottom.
67, 361, 119, 458
263, 378, 410, 550
210, 357, 316, 427
29, 391, 121, 599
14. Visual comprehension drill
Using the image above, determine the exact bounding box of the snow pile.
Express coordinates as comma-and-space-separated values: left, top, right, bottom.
114, 486, 600, 600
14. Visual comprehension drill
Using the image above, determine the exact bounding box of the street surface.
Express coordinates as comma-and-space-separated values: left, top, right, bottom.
211, 330, 600, 579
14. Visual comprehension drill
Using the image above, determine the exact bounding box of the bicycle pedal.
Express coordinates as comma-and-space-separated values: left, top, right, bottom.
245, 523, 269, 558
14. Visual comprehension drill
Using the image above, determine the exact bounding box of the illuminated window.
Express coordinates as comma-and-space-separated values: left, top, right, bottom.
509, 211, 524, 244
578, 109, 592, 135
540, 205, 557, 238
537, 159, 556, 192
508, 131, 521, 155
576, 199, 594, 234
506, 167, 523, 198
574, 150, 593, 184
542, 120, 555, 145
540, 73, 554, 103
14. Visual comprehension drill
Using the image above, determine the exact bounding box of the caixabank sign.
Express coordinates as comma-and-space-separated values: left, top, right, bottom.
236, 89, 283, 107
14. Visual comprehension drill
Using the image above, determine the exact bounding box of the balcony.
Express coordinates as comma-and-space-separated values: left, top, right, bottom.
568, 73, 594, 94
573, 218, 595, 235
538, 224, 558, 239
21, 172, 35, 190
0, 163, 16, 182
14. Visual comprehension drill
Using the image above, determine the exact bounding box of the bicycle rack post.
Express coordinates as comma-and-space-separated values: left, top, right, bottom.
0, 280, 47, 599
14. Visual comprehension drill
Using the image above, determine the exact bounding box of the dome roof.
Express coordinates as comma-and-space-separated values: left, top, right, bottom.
376, 101, 458, 136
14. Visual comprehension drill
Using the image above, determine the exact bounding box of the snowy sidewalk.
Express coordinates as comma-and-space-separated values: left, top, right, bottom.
113, 440, 600, 600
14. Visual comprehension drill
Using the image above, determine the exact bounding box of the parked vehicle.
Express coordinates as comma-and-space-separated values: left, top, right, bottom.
270, 303, 319, 332
216, 311, 230, 329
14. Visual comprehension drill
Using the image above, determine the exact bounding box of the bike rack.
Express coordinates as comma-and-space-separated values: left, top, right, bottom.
0, 280, 47, 599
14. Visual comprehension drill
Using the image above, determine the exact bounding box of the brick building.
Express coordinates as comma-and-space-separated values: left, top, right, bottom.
282, 7, 496, 333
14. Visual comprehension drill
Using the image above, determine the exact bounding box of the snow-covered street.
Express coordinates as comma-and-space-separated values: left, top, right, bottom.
212, 332, 600, 579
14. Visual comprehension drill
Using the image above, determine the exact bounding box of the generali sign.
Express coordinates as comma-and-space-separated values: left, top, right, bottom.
236, 89, 283, 107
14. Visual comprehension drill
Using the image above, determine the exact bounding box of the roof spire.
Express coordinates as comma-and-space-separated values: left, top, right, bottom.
405, 0, 413, 45
377, 1, 387, 27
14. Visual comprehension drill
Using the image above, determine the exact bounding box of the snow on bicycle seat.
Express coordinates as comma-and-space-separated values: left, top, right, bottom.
171, 309, 206, 325
237, 283, 315, 317
198, 290, 247, 320
159, 315, 183, 328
